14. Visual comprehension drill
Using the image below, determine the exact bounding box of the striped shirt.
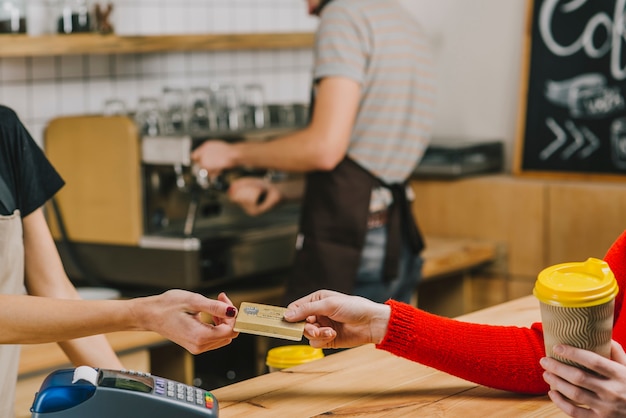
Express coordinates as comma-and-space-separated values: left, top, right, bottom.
313, 0, 436, 184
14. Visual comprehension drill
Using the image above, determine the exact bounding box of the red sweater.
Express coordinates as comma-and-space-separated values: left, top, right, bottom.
376, 230, 626, 394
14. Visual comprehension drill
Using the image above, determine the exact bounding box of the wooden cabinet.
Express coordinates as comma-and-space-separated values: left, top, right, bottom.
411, 174, 626, 280
0, 32, 314, 57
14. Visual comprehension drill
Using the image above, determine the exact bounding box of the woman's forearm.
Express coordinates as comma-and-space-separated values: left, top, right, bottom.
0, 295, 137, 344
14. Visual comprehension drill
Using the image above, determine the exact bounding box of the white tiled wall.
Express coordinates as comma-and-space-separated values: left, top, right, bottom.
1, 0, 318, 145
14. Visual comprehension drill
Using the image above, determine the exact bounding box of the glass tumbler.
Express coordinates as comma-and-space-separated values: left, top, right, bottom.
161, 87, 187, 136
103, 98, 128, 116
135, 97, 163, 137
214, 83, 242, 131
241, 83, 269, 130
57, 0, 91, 34
187, 87, 215, 134
0, 0, 27, 34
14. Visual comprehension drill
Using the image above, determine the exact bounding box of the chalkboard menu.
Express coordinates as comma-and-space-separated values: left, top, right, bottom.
515, 0, 626, 179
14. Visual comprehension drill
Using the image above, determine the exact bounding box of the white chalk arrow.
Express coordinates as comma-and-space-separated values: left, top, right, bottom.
540, 117, 567, 160
561, 120, 585, 159
579, 126, 600, 159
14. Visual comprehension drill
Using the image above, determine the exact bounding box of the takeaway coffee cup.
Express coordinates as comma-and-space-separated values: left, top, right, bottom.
266, 345, 324, 372
534, 257, 619, 368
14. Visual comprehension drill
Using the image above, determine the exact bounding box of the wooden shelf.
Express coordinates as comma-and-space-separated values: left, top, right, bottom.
0, 32, 315, 57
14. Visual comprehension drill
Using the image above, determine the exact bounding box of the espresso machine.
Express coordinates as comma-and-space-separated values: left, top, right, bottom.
45, 115, 303, 291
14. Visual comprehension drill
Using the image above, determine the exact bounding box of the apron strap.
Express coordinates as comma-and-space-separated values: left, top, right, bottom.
382, 182, 425, 281
0, 175, 15, 215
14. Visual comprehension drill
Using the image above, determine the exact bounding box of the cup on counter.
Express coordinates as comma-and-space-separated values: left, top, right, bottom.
534, 257, 619, 369
241, 83, 269, 130
135, 97, 163, 137
0, 0, 27, 34
214, 83, 242, 131
103, 98, 128, 116
187, 87, 216, 134
56, 0, 92, 34
266, 345, 324, 373
161, 87, 187, 136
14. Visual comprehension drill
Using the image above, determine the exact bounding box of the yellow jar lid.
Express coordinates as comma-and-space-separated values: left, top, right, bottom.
533, 258, 619, 308
266, 345, 324, 369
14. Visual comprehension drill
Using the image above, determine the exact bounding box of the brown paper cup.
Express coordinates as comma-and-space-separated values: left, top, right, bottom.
539, 299, 614, 367
534, 258, 618, 369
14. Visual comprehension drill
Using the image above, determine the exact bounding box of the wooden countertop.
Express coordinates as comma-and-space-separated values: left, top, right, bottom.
421, 235, 497, 280
212, 295, 566, 417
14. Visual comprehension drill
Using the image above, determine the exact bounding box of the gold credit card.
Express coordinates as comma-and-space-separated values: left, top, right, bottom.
233, 302, 305, 341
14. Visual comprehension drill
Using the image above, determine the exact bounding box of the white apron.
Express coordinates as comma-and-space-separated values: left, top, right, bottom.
0, 210, 26, 418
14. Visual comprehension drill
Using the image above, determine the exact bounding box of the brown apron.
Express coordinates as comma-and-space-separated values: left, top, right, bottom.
284, 157, 423, 303
0, 210, 26, 418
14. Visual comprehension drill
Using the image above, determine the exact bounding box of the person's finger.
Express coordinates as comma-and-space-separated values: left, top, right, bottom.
541, 362, 596, 409
213, 293, 238, 326
554, 344, 619, 380
303, 324, 336, 349
547, 390, 592, 418
284, 299, 333, 322
217, 291, 234, 306
610, 340, 626, 365
186, 292, 237, 320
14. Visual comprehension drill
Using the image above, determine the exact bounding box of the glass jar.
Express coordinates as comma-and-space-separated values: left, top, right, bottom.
161, 87, 187, 136
187, 87, 216, 134
135, 97, 163, 137
57, 0, 91, 34
0, 0, 26, 34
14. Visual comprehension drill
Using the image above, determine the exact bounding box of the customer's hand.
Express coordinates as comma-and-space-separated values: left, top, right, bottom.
540, 341, 626, 418
131, 290, 239, 354
191, 140, 237, 177
284, 290, 391, 349
228, 177, 281, 216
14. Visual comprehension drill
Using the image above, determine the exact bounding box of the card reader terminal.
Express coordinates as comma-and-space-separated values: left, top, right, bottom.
30, 366, 218, 417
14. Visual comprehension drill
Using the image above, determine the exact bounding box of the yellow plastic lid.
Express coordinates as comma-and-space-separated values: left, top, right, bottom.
533, 258, 619, 308
266, 345, 324, 370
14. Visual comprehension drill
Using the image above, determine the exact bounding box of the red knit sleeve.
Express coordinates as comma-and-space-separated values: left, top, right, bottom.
375, 230, 626, 395
376, 300, 548, 394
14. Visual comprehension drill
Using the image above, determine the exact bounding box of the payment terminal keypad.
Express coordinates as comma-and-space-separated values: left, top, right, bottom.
154, 376, 215, 410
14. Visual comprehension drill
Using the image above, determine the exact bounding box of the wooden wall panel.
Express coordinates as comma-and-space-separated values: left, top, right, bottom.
547, 181, 626, 265
411, 174, 626, 281
411, 175, 546, 278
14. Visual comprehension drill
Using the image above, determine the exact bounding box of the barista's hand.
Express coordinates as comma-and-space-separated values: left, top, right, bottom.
228, 177, 281, 216
284, 290, 391, 349
540, 341, 626, 418
131, 290, 239, 354
191, 140, 238, 177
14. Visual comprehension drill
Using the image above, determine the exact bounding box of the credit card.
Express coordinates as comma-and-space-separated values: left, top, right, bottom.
233, 302, 305, 341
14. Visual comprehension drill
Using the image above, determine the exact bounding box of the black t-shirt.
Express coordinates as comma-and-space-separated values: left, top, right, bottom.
0, 105, 64, 217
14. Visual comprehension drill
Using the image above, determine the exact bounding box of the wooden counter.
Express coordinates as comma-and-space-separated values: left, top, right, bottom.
212, 295, 565, 417
421, 235, 496, 279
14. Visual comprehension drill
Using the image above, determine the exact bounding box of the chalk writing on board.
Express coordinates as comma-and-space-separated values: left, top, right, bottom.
517, 0, 626, 176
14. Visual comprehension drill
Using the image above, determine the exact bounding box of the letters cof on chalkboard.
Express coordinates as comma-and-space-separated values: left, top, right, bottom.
515, 0, 626, 179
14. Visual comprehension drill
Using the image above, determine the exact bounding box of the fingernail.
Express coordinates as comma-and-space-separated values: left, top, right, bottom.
226, 307, 237, 317
323, 329, 333, 338
284, 310, 294, 320
553, 345, 564, 355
